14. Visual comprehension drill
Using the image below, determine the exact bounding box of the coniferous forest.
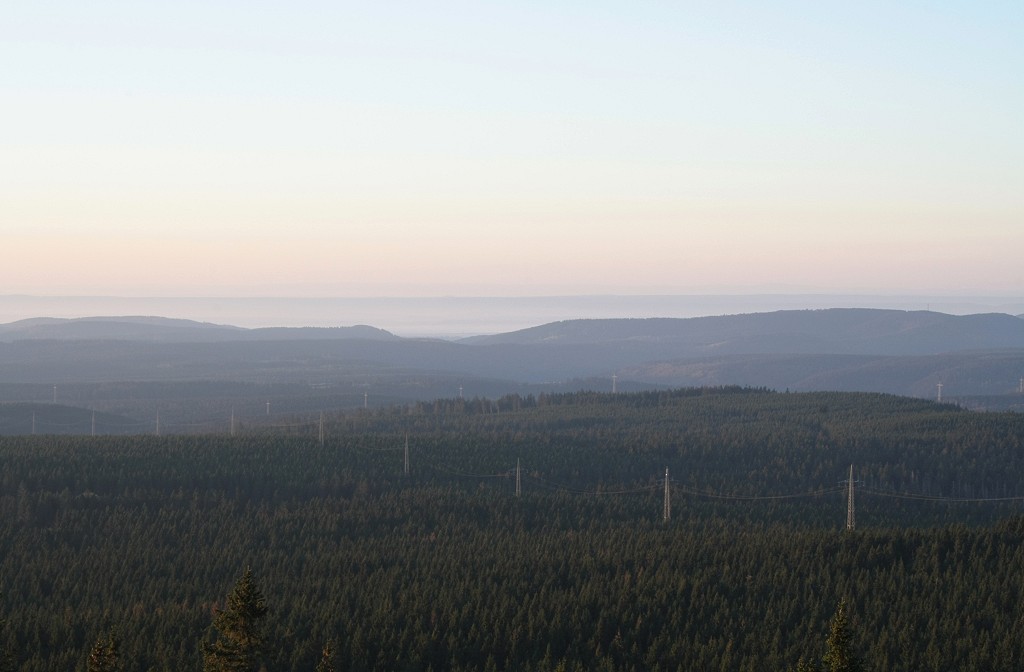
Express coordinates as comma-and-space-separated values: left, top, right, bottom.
2, 388, 1024, 670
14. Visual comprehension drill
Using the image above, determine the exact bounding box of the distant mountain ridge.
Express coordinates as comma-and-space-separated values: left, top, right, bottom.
2, 309, 1023, 409
0, 316, 397, 343
462, 309, 1024, 356
4, 309, 1022, 354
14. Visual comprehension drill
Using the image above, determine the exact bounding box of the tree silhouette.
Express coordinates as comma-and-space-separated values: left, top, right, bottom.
789, 598, 862, 672
314, 640, 336, 672
793, 657, 820, 672
822, 598, 861, 672
202, 567, 269, 672
0, 598, 14, 672
86, 629, 121, 672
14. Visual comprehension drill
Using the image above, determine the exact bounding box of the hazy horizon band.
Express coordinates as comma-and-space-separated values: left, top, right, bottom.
3, 294, 1023, 338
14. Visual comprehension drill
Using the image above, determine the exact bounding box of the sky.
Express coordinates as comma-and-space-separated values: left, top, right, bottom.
2, 1, 1022, 298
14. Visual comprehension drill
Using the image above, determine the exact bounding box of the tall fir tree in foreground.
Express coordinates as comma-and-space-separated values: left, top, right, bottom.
822, 598, 862, 672
0, 598, 14, 672
314, 640, 336, 672
202, 567, 269, 672
791, 598, 863, 672
86, 629, 121, 672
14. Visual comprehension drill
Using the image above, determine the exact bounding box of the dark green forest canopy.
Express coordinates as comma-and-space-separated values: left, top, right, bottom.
1, 388, 1023, 671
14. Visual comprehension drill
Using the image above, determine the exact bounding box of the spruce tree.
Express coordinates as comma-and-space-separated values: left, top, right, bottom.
790, 599, 862, 672
202, 567, 269, 672
86, 629, 121, 672
314, 640, 336, 672
821, 598, 861, 672
793, 657, 820, 672
0, 601, 14, 672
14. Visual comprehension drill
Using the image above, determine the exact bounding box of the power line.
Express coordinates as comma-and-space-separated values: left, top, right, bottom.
424, 460, 512, 479
525, 472, 660, 496
672, 482, 844, 501
861, 486, 1024, 503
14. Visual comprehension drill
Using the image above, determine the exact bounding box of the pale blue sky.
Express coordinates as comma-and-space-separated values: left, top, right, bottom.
2, 1, 1022, 296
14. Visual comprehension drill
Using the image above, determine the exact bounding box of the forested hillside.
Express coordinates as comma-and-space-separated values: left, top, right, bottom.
462, 309, 1024, 354
1, 389, 1023, 670
3, 311, 1024, 414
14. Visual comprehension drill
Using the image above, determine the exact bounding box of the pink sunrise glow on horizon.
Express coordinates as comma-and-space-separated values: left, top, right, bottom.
1, 2, 1021, 299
